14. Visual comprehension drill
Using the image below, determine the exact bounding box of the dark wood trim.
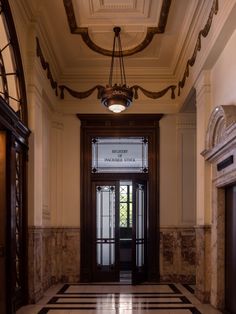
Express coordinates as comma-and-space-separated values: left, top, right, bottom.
0, 98, 30, 145
63, 0, 172, 57
0, 100, 30, 313
0, 132, 7, 314
1, 0, 28, 125
78, 114, 162, 282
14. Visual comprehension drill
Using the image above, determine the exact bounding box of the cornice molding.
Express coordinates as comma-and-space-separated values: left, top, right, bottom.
63, 0, 172, 57
36, 37, 177, 102
59, 84, 176, 101
35, 0, 221, 105
36, 37, 58, 97
177, 0, 219, 96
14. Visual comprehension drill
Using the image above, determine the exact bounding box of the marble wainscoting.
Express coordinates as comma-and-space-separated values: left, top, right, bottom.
28, 227, 80, 303
195, 225, 211, 303
159, 227, 196, 284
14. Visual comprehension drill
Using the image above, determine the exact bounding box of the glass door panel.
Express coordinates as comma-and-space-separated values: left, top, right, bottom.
93, 182, 119, 281
132, 180, 147, 284
119, 182, 132, 274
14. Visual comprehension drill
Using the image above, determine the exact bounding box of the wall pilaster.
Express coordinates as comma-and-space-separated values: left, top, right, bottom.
195, 71, 212, 302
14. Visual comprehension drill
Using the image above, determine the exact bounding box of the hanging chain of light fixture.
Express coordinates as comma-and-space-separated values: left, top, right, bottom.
37, 28, 177, 110
101, 27, 133, 113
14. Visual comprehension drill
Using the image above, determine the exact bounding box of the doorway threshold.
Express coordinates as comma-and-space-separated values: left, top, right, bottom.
120, 271, 131, 283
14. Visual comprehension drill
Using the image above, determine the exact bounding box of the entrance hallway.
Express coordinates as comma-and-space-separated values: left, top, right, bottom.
16, 283, 222, 314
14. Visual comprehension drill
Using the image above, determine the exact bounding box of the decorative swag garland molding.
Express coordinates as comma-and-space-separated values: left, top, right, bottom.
36, 0, 218, 102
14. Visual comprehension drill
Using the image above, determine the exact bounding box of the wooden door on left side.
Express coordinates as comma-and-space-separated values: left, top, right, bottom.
0, 132, 7, 314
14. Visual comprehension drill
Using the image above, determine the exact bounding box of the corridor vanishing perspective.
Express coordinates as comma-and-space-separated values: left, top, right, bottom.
17, 283, 222, 314
2, 0, 236, 313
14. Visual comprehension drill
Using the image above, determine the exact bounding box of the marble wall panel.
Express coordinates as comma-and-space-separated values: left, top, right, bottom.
28, 225, 195, 302
195, 225, 211, 303
160, 227, 196, 283
28, 227, 43, 303
28, 227, 80, 303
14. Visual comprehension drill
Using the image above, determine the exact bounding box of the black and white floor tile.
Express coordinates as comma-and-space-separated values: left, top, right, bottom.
16, 283, 222, 314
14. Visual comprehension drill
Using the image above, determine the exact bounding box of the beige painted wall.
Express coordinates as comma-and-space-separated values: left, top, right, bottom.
9, 0, 197, 229
160, 113, 196, 227
211, 29, 236, 108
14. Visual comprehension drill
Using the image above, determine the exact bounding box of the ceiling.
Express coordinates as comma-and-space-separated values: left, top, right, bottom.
19, 0, 216, 112
31, 0, 199, 76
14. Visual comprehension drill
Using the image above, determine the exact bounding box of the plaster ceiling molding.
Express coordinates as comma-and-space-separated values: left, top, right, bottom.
178, 0, 219, 96
36, 37, 58, 97
87, 27, 148, 52
63, 0, 171, 56
87, 0, 150, 18
36, 36, 177, 105
203, 105, 236, 160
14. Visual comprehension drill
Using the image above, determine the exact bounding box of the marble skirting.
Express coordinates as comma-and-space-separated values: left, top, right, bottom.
28, 226, 80, 303
195, 225, 211, 303
28, 226, 196, 302
159, 227, 196, 284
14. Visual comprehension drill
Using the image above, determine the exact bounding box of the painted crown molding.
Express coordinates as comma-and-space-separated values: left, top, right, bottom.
63, 0, 172, 57
178, 0, 219, 96
36, 37, 177, 102
36, 0, 218, 105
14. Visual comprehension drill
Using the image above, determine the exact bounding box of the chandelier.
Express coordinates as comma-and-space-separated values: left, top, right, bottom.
101, 27, 133, 113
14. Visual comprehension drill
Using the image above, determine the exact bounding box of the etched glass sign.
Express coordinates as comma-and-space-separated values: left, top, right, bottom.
92, 137, 148, 173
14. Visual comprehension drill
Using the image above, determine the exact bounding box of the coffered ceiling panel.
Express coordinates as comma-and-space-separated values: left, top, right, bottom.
23, 0, 204, 85
73, 0, 162, 27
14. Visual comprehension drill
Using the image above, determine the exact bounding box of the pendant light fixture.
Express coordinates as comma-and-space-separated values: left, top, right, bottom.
101, 27, 133, 113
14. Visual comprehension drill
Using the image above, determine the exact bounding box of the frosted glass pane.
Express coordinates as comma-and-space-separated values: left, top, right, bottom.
92, 137, 148, 173
7, 74, 18, 99
135, 183, 145, 268
0, 14, 9, 48
136, 243, 144, 267
2, 45, 14, 73
97, 244, 101, 264
136, 185, 144, 239
96, 185, 116, 267
102, 243, 115, 265
102, 216, 110, 238
9, 98, 19, 112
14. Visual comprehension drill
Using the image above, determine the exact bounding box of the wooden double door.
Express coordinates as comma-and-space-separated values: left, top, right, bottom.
0, 129, 29, 313
79, 114, 162, 284
225, 184, 236, 314
92, 179, 147, 284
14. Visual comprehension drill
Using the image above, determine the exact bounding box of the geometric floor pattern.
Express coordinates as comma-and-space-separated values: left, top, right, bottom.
17, 283, 223, 314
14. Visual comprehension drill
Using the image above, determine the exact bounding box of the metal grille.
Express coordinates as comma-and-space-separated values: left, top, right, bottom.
120, 185, 132, 228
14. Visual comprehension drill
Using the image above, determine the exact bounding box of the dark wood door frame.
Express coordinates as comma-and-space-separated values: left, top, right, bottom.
78, 114, 162, 282
225, 184, 236, 313
0, 100, 30, 313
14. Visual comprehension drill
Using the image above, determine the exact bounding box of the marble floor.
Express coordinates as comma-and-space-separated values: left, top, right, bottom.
16, 283, 223, 314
